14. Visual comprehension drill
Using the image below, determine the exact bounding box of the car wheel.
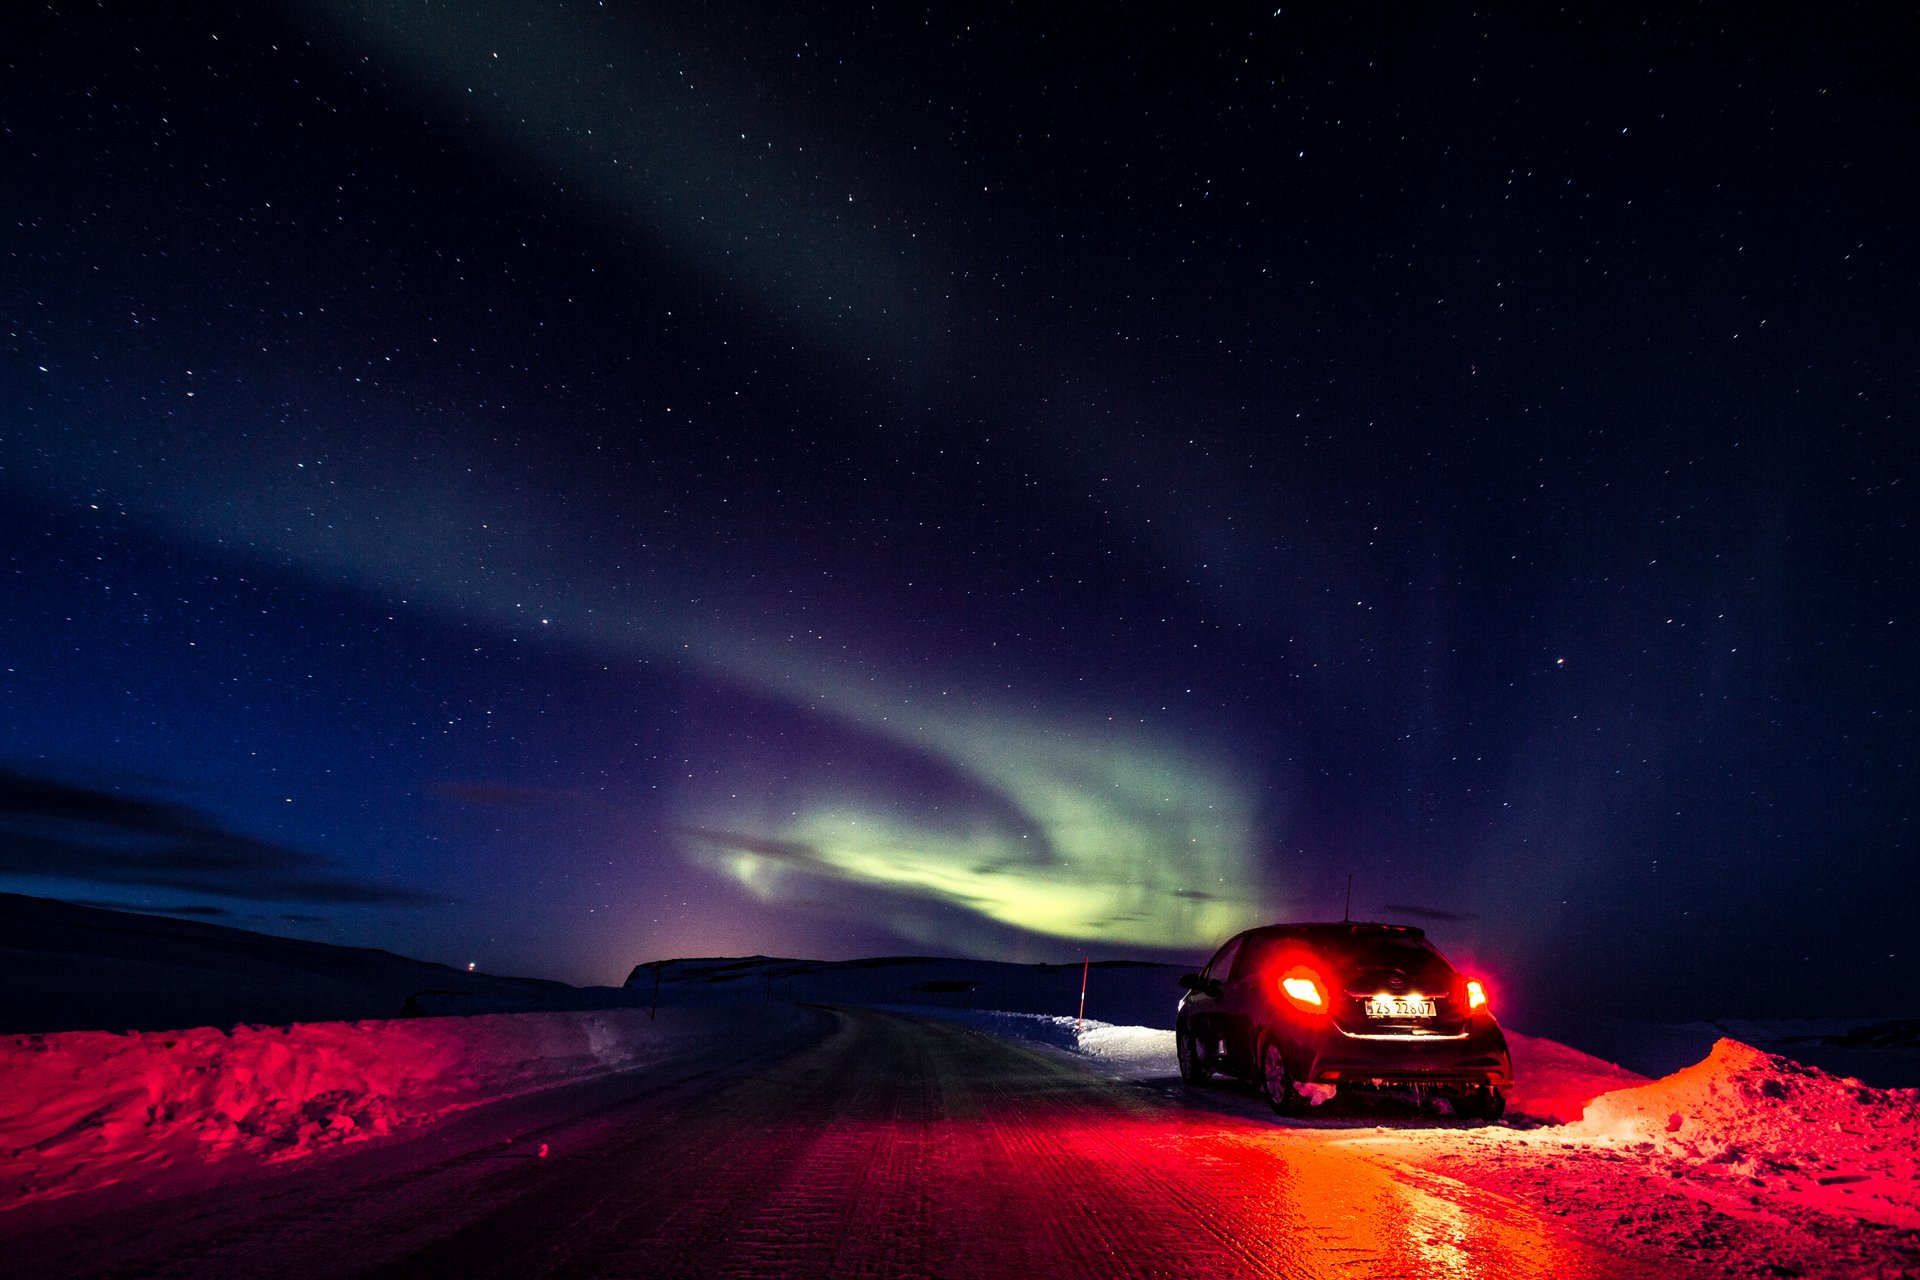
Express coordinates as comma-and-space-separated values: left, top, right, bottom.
1177, 1023, 1212, 1085
1257, 1033, 1303, 1116
1459, 1086, 1506, 1122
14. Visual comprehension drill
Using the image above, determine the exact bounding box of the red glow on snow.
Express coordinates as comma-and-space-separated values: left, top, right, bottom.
0, 1009, 705, 1206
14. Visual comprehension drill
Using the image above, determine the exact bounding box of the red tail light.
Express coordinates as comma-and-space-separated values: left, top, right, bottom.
1278, 965, 1327, 1013
1466, 979, 1488, 1012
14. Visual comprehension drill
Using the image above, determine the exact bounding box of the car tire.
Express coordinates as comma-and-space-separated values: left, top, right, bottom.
1459, 1086, 1506, 1122
1176, 1022, 1213, 1085
1257, 1033, 1303, 1116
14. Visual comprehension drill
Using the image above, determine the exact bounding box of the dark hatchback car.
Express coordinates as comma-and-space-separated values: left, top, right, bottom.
1176, 921, 1512, 1119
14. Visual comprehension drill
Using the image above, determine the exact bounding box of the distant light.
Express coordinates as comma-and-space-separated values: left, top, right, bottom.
466, 962, 477, 972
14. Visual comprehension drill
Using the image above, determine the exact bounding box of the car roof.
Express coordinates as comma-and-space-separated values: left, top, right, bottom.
1243, 921, 1429, 944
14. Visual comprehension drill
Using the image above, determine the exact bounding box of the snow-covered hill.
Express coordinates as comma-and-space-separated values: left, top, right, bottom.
0, 893, 631, 1034
5, 899, 1918, 1276
628, 952, 1189, 1029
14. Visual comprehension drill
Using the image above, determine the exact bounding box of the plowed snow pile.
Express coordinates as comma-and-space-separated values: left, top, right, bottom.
1502, 1029, 1648, 1122
1338, 1037, 1920, 1278
0, 1007, 807, 1207
1578, 1037, 1920, 1228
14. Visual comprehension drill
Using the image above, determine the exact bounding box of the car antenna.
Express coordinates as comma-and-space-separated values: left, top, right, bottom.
1343, 874, 1353, 923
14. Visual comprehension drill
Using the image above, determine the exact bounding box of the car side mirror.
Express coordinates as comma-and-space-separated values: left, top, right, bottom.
1178, 972, 1205, 992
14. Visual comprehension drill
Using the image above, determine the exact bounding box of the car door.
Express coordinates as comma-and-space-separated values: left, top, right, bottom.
1185, 934, 1244, 1066
1215, 933, 1273, 1077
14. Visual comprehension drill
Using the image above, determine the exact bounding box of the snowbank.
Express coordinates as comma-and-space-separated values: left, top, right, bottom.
0, 1006, 810, 1208
1578, 1037, 1920, 1227
1076, 1022, 1178, 1076
1504, 1029, 1647, 1123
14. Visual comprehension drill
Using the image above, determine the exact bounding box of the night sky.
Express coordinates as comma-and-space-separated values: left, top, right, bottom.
3, 3, 1912, 1023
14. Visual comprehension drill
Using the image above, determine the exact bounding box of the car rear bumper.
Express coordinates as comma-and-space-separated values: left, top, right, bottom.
1302, 1022, 1512, 1088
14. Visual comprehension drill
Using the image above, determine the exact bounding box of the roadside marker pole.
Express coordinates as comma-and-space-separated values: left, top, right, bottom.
1076, 955, 1089, 1032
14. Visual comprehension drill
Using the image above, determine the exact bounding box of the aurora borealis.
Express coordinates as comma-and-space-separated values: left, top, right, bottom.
2, 2, 1911, 1023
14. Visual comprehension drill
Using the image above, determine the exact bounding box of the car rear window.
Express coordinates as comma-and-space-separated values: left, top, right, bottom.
1330, 937, 1440, 964
1242, 930, 1446, 976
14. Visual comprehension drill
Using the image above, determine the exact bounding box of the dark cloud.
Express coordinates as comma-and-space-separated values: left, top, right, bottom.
0, 769, 440, 908
1083, 914, 1147, 929
1171, 889, 1218, 902
72, 899, 233, 919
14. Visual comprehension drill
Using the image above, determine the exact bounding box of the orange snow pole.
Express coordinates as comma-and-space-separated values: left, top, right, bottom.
1076, 955, 1090, 1031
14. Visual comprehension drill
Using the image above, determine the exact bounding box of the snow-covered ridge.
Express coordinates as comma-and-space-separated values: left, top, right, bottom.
0, 1007, 811, 1207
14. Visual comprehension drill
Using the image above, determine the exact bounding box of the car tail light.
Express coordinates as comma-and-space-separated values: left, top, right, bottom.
1279, 965, 1327, 1013
1466, 979, 1488, 1012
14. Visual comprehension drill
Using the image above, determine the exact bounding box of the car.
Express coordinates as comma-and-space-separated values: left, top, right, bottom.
1175, 920, 1513, 1120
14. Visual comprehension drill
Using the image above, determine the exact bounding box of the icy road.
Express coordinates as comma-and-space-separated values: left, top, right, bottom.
3, 1007, 1663, 1279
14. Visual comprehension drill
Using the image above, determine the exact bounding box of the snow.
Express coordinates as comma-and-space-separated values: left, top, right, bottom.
1505, 1028, 1649, 1123
1578, 1037, 1920, 1229
5, 907, 1917, 1278
1075, 1022, 1176, 1075
1331, 1040, 1920, 1279
636, 953, 1190, 1030
1521, 1011, 1920, 1088
890, 1004, 1920, 1277
0, 1006, 814, 1207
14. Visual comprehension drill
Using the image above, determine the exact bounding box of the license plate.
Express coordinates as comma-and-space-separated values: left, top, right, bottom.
1364, 994, 1436, 1019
